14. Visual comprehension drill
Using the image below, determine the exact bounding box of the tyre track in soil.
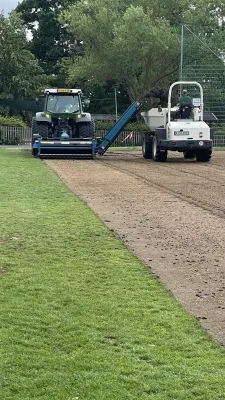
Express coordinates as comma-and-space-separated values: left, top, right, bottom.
101, 151, 225, 219
128, 152, 225, 185
100, 156, 225, 219
45, 151, 225, 346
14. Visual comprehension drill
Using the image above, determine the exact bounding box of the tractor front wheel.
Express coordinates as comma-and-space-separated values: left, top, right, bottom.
78, 119, 95, 138
37, 122, 49, 139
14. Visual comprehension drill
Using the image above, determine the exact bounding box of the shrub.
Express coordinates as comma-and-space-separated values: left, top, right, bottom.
0, 115, 26, 127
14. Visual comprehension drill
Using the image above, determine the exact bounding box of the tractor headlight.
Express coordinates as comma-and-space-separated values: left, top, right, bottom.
199, 141, 204, 146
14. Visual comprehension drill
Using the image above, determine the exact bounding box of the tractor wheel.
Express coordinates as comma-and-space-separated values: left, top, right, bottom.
142, 134, 153, 159
152, 136, 167, 162
32, 148, 38, 157
31, 117, 38, 136
78, 119, 95, 138
184, 150, 196, 159
37, 122, 49, 139
31, 117, 38, 146
31, 118, 39, 156
196, 150, 212, 162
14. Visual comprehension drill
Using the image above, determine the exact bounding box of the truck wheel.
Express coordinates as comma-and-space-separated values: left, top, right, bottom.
142, 134, 153, 159
196, 150, 212, 162
152, 136, 167, 162
78, 119, 95, 138
37, 122, 49, 139
184, 151, 196, 159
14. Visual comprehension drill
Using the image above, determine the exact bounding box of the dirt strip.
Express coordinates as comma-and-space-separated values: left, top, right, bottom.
45, 151, 225, 345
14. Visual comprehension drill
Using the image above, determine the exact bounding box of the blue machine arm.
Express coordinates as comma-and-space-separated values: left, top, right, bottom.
96, 101, 142, 154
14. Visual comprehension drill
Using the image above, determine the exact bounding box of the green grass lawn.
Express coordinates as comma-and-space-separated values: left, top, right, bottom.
1, 149, 225, 400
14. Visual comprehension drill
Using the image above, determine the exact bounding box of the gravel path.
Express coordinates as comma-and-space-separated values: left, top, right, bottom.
45, 151, 225, 345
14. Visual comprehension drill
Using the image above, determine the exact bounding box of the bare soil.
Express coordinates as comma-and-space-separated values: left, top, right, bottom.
45, 151, 225, 346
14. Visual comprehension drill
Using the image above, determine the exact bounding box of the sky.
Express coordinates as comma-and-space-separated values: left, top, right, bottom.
1, 0, 20, 15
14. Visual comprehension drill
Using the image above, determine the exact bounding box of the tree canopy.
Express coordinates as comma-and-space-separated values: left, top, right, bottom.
0, 12, 46, 99
2, 0, 225, 114
16, 0, 78, 80
60, 0, 225, 104
61, 0, 180, 102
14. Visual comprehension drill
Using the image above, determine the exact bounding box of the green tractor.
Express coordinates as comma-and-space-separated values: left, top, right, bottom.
32, 88, 94, 141
31, 88, 95, 156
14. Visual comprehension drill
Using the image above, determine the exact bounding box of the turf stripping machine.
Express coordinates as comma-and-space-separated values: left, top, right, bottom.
0, 82, 213, 161
31, 88, 141, 158
31, 82, 213, 161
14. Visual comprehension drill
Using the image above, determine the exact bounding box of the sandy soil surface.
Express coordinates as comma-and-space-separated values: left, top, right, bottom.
45, 151, 225, 345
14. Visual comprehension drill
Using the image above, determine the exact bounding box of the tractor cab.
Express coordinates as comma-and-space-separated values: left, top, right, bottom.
40, 88, 83, 117
46, 94, 80, 114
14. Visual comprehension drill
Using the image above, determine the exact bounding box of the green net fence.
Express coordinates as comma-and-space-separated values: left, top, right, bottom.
180, 25, 225, 133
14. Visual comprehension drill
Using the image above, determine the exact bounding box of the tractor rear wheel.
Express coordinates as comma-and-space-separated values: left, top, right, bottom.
37, 122, 49, 139
31, 117, 38, 136
152, 136, 167, 162
78, 119, 95, 138
184, 150, 196, 159
142, 134, 153, 159
196, 150, 211, 162
31, 118, 39, 156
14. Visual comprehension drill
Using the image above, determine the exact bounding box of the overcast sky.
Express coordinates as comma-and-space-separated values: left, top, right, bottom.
1, 0, 20, 15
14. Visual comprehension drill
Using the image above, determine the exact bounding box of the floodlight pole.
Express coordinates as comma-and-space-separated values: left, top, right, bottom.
114, 87, 118, 122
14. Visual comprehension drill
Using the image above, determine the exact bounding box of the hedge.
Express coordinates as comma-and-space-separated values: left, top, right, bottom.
0, 115, 26, 127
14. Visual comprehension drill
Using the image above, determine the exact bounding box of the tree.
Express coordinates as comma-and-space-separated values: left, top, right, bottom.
16, 0, 78, 80
0, 12, 46, 99
61, 0, 225, 106
60, 0, 183, 105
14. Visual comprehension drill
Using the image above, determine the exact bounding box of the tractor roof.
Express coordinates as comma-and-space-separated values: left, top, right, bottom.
43, 89, 82, 94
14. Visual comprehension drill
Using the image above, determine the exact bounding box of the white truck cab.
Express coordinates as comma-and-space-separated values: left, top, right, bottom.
141, 81, 213, 162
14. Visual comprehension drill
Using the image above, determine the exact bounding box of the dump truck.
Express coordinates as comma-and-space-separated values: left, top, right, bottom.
141, 81, 213, 162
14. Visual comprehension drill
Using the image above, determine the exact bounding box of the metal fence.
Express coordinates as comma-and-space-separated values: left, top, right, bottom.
181, 25, 225, 124
0, 126, 32, 144
212, 135, 225, 148
0, 126, 144, 147
96, 130, 144, 146
0, 125, 225, 147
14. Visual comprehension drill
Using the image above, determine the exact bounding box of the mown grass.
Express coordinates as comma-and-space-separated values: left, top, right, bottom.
1, 149, 225, 400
